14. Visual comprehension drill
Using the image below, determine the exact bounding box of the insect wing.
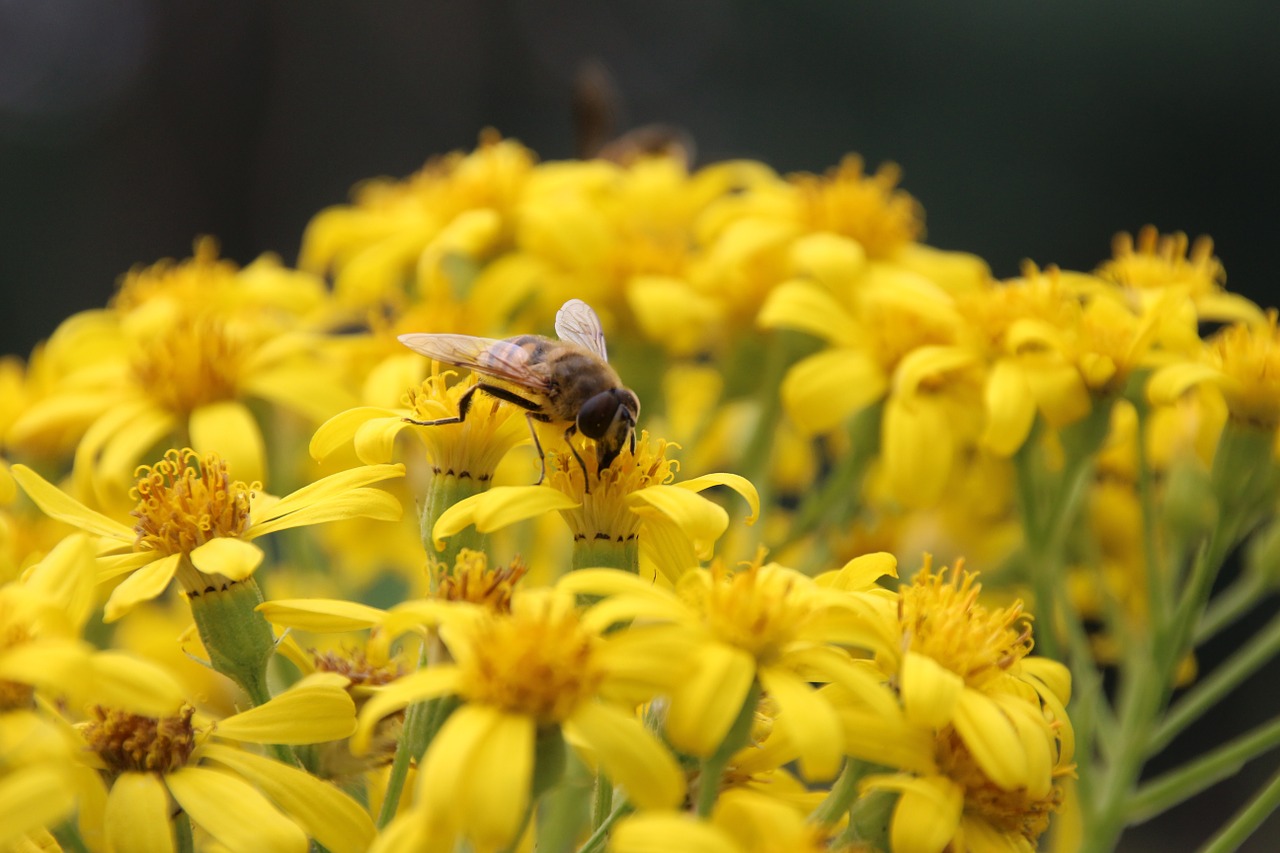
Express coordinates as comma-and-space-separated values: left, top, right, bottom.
554, 299, 609, 360
397, 333, 551, 390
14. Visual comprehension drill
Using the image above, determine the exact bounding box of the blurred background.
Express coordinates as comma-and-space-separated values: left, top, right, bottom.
1, 1, 1277, 848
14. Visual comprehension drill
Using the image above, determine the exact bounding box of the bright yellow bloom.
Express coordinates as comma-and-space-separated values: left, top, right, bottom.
11, 449, 403, 621
1097, 225, 1263, 325
8, 241, 351, 497
431, 432, 758, 578
561, 552, 897, 781
1149, 311, 1280, 432
73, 672, 371, 853
349, 586, 689, 852
611, 788, 839, 853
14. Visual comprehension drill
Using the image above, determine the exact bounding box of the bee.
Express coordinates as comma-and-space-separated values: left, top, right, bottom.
398, 299, 641, 489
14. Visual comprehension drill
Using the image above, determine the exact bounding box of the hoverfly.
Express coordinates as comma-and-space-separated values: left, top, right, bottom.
398, 299, 640, 489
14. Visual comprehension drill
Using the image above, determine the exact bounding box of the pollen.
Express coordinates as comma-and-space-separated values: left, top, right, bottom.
1097, 225, 1225, 296
898, 558, 1032, 691
312, 648, 403, 687
82, 704, 197, 775
131, 449, 255, 556
548, 431, 676, 544
459, 593, 603, 723
793, 155, 924, 259
935, 727, 1063, 846
434, 549, 528, 612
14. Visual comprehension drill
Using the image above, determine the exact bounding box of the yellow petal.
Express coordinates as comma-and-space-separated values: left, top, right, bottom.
217, 675, 356, 744
758, 279, 860, 344
0, 766, 77, 850
419, 705, 531, 848
190, 400, 267, 485
981, 359, 1037, 457
1147, 362, 1224, 406
815, 551, 898, 590
104, 772, 173, 853
352, 668, 462, 755
674, 473, 760, 525
627, 276, 724, 357
900, 651, 963, 729
952, 690, 1026, 791
431, 485, 579, 550
564, 702, 684, 809
257, 598, 389, 633
199, 743, 375, 853
242, 365, 358, 424
249, 466, 406, 537
838, 707, 936, 775
882, 396, 952, 508
789, 232, 868, 290
758, 667, 843, 781
166, 766, 307, 853
610, 812, 737, 853
103, 553, 181, 623
189, 537, 264, 581
627, 487, 727, 561
309, 407, 401, 462
354, 416, 414, 467
82, 651, 187, 716
782, 349, 887, 435
22, 533, 98, 629
1026, 362, 1091, 428
252, 463, 405, 527
665, 644, 756, 757
870, 773, 963, 853
9, 464, 134, 542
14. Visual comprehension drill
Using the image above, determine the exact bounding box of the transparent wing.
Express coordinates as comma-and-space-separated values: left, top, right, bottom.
554, 299, 608, 360
397, 333, 552, 391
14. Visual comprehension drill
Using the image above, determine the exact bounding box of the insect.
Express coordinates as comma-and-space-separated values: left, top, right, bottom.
398, 299, 641, 489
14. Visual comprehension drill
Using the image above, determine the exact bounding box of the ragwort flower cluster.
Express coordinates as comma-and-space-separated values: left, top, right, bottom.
3, 131, 1277, 852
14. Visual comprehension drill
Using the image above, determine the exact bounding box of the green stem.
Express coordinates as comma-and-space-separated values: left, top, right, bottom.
1129, 716, 1280, 824
779, 402, 881, 550
175, 812, 194, 853
1133, 402, 1170, 624
52, 820, 90, 853
419, 474, 487, 583
1198, 762, 1280, 853
809, 758, 867, 828
695, 680, 761, 818
577, 799, 634, 853
1195, 573, 1267, 645
591, 771, 613, 831
1150, 607, 1280, 754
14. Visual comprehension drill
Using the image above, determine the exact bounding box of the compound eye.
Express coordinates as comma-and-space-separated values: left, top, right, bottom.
577, 392, 620, 440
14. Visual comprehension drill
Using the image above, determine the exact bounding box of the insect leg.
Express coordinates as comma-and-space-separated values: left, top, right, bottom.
562, 424, 592, 493
402, 383, 483, 426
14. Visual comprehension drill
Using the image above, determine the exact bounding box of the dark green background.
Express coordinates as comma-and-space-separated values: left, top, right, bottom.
1, 2, 1277, 848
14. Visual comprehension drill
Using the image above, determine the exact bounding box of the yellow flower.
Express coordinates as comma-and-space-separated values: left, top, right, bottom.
8, 242, 352, 497
349, 586, 689, 852
0, 709, 87, 850
300, 131, 534, 311
792, 155, 924, 259
73, 672, 372, 853
849, 559, 1073, 801
11, 449, 403, 621
1096, 225, 1263, 325
561, 552, 897, 781
1149, 310, 1280, 433
430, 432, 758, 577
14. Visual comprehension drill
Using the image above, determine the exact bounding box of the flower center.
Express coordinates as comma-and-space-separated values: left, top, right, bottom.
794, 155, 924, 259
459, 594, 603, 723
699, 562, 808, 664
548, 431, 676, 544
898, 560, 1031, 691
935, 727, 1063, 846
1208, 314, 1280, 429
1097, 225, 1224, 295
131, 449, 254, 556
434, 549, 527, 611
405, 372, 529, 481
129, 313, 252, 415
83, 705, 197, 775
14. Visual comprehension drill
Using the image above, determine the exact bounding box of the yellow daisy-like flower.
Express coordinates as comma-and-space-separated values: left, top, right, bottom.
560, 552, 898, 782
348, 586, 690, 852
1149, 310, 1280, 433
430, 431, 758, 578
10, 448, 403, 622
859, 559, 1073, 799
73, 672, 372, 853
1096, 225, 1263, 325
792, 155, 925, 260
8, 242, 351, 496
